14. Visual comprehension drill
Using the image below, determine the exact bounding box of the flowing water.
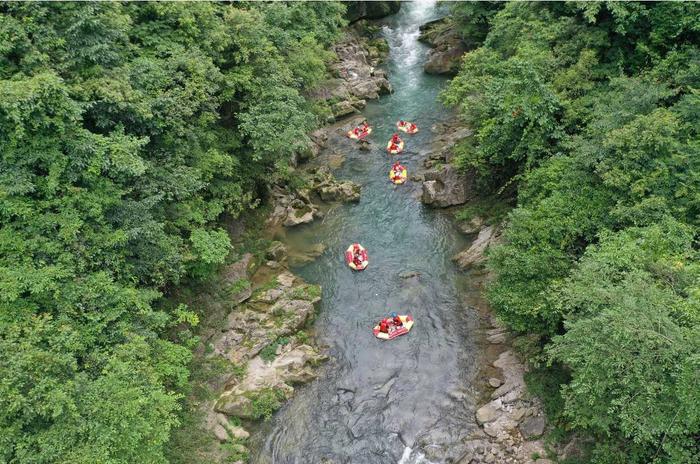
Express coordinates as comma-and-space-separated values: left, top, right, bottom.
252, 2, 486, 462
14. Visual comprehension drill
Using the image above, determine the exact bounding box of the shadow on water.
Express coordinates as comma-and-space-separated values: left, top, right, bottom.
251, 2, 486, 463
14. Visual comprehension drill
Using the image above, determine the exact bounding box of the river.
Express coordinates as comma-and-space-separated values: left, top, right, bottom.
251, 2, 487, 463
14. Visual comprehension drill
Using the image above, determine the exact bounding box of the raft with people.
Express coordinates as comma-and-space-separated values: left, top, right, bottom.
347, 121, 372, 140
345, 243, 368, 271
389, 162, 407, 184
386, 133, 404, 154
373, 313, 414, 340
397, 120, 418, 134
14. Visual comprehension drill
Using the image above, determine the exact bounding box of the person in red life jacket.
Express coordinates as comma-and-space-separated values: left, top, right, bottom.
353, 254, 363, 267
391, 312, 402, 327
353, 127, 361, 137
391, 162, 403, 181
409, 122, 417, 132
391, 133, 401, 144
399, 120, 405, 128
379, 318, 390, 333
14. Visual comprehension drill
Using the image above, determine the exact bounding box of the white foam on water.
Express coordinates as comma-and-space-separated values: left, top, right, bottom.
397, 445, 439, 464
398, 446, 413, 464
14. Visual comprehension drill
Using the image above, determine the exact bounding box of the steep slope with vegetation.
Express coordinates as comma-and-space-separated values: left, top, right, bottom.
0, 2, 346, 463
443, 2, 699, 463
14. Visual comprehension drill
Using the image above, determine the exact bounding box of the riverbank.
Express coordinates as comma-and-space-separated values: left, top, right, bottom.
166, 24, 396, 464
416, 122, 553, 464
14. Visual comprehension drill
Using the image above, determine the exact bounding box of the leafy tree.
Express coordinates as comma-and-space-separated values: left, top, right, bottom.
0, 2, 344, 462
445, 2, 700, 461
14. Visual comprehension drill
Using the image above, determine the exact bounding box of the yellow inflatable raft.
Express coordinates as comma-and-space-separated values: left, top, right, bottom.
373, 315, 414, 340
389, 165, 407, 184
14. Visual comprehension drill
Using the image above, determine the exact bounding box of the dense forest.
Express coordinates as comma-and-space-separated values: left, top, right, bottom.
3, 1, 700, 463
0, 2, 345, 462
443, 2, 699, 463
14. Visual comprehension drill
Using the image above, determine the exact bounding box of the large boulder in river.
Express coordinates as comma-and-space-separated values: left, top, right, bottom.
419, 18, 467, 75
421, 165, 472, 208
215, 343, 325, 419
346, 1, 401, 23
308, 32, 391, 120
309, 166, 361, 203
318, 181, 361, 203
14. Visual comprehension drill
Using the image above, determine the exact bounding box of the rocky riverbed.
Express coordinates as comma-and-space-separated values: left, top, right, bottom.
414, 109, 553, 464
307, 28, 392, 121
455, 314, 553, 464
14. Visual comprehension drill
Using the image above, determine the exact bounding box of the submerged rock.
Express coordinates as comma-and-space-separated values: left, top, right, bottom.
288, 243, 326, 267
265, 241, 287, 263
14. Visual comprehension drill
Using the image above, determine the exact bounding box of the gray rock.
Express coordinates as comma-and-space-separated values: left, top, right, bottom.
213, 423, 229, 442
459, 217, 484, 235
476, 403, 500, 425
346, 1, 401, 23
222, 254, 254, 304
419, 18, 468, 76
519, 415, 546, 439
510, 407, 526, 422
283, 206, 315, 227
483, 422, 500, 438
215, 394, 254, 419
453, 226, 500, 268
332, 100, 358, 118
318, 181, 361, 203
421, 164, 472, 208
488, 378, 503, 388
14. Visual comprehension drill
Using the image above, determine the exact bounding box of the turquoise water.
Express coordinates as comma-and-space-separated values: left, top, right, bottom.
251, 3, 485, 463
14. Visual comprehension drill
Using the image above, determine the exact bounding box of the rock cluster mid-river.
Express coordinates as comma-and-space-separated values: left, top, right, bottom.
251, 3, 487, 463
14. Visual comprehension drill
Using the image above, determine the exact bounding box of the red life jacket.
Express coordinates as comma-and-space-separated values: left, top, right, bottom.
379, 321, 389, 333
393, 316, 402, 326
